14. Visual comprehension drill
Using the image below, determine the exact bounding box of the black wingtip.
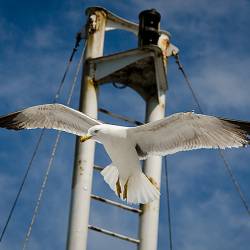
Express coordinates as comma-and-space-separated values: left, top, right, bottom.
220, 118, 250, 134
0, 111, 23, 130
219, 117, 250, 147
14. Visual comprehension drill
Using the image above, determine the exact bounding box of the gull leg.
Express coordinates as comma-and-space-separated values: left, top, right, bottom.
116, 178, 122, 198
123, 179, 129, 200
147, 176, 160, 191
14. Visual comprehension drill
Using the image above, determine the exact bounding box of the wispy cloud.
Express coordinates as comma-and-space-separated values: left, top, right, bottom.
24, 25, 64, 49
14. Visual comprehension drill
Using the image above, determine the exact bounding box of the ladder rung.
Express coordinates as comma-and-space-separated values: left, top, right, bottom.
88, 225, 140, 244
91, 194, 142, 214
94, 165, 103, 171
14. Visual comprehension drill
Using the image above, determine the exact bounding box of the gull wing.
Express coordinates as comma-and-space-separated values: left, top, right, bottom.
128, 112, 250, 159
0, 104, 102, 136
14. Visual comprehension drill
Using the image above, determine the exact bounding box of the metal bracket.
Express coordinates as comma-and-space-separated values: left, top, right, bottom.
86, 6, 166, 36
86, 6, 138, 35
87, 45, 167, 102
86, 6, 179, 57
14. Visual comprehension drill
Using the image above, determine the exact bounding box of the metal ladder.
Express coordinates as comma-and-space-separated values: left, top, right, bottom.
67, 6, 178, 250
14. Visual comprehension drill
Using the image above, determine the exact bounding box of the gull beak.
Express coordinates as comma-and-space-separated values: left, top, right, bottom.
80, 134, 93, 143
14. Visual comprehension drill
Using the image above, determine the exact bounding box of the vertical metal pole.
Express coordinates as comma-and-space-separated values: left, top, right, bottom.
66, 10, 106, 250
138, 8, 169, 246
139, 95, 166, 250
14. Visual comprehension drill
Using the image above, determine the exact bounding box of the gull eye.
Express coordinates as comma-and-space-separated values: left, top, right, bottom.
94, 129, 99, 134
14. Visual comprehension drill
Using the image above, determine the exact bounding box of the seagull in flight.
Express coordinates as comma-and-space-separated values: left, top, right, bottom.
0, 103, 249, 204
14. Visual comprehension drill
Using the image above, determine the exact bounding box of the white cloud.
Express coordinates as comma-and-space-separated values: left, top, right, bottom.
0, 18, 15, 42
25, 25, 64, 49
174, 189, 250, 250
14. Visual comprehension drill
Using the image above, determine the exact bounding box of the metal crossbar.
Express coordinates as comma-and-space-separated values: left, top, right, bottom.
91, 194, 142, 214
88, 225, 140, 244
99, 108, 143, 126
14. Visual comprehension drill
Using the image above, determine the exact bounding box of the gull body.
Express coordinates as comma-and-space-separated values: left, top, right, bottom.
89, 124, 139, 178
87, 124, 159, 203
0, 103, 250, 204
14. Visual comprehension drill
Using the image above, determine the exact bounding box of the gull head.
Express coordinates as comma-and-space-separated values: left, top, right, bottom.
88, 124, 104, 138
80, 124, 127, 143
80, 124, 108, 143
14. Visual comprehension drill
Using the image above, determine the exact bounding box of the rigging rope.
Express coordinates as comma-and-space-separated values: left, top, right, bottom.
0, 33, 84, 243
173, 52, 250, 215
53, 31, 83, 102
22, 131, 61, 250
0, 130, 45, 243
164, 157, 173, 250
22, 42, 86, 250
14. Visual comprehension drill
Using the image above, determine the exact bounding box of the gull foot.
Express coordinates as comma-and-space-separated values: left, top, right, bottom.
80, 135, 92, 143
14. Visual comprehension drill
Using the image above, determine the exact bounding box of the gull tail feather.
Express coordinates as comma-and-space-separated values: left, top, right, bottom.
127, 172, 160, 204
101, 165, 160, 204
101, 164, 119, 193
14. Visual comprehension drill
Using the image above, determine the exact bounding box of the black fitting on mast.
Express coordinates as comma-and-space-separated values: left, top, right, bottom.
138, 9, 161, 47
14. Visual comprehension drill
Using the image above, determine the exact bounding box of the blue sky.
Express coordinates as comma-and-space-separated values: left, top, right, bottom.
0, 0, 250, 249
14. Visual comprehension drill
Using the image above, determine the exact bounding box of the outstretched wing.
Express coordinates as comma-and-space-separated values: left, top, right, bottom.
128, 112, 250, 159
0, 104, 102, 136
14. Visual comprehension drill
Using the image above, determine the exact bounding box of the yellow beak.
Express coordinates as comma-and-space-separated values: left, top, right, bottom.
80, 134, 93, 143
